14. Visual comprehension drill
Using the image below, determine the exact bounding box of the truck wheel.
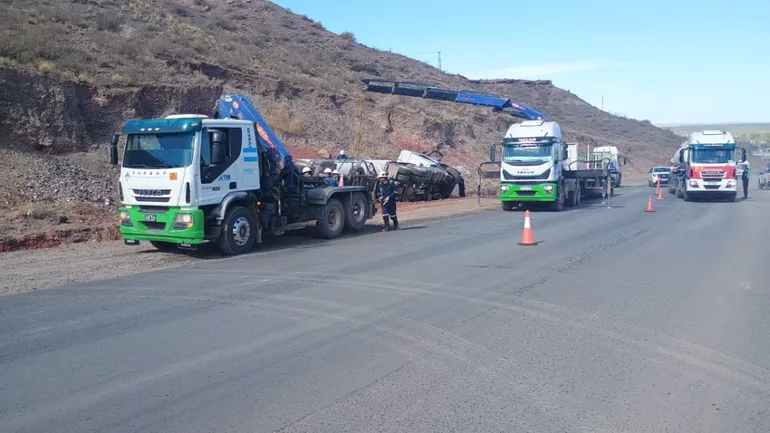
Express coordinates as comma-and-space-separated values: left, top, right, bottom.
218, 206, 256, 256
727, 193, 736, 202
150, 241, 177, 252
344, 192, 367, 231
550, 189, 565, 212
567, 189, 578, 207
315, 198, 345, 239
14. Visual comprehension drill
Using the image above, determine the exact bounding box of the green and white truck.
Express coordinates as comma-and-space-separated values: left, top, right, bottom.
494, 120, 618, 211
109, 94, 376, 255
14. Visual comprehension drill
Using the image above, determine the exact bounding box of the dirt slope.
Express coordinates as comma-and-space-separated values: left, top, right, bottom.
0, 0, 682, 245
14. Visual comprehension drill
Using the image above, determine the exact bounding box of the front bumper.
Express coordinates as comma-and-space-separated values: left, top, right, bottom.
499, 183, 558, 202
119, 206, 205, 244
684, 178, 737, 194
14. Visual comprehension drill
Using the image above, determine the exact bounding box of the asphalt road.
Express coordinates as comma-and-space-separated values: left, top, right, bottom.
2, 184, 769, 433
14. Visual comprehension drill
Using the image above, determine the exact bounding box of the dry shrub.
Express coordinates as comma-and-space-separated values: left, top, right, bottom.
269, 106, 308, 138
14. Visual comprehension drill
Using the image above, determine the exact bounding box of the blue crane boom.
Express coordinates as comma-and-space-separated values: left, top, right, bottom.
214, 94, 297, 186
360, 78, 548, 121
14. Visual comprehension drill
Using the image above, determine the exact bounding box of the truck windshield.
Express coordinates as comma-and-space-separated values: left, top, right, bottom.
691, 148, 734, 164
123, 133, 195, 169
502, 142, 553, 164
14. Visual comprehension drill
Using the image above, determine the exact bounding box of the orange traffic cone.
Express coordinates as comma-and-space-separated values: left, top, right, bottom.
338, 175, 344, 187
645, 196, 655, 212
657, 185, 663, 200
656, 178, 661, 196
518, 210, 536, 246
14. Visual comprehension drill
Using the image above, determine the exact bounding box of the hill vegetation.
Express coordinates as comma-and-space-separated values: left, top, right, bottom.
0, 0, 683, 240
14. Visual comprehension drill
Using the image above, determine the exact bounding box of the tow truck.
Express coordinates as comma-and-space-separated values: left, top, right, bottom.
360, 79, 621, 211
669, 130, 747, 202
109, 94, 376, 255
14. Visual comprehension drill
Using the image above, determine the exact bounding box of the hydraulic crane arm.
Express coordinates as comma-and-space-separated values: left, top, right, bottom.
214, 93, 296, 185
361, 78, 547, 121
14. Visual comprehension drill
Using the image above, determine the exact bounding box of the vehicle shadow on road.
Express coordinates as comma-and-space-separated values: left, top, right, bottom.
135, 223, 428, 260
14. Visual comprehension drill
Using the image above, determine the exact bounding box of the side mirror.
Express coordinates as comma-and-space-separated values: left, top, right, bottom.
622, 157, 628, 166
489, 143, 496, 162
212, 143, 226, 165
110, 133, 120, 165
678, 153, 684, 163
561, 148, 568, 160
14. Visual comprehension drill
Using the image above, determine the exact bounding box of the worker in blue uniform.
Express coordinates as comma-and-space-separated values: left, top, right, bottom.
376, 172, 399, 231
322, 168, 338, 187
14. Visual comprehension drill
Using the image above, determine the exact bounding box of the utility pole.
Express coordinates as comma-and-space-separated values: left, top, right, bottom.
601, 95, 604, 111
438, 52, 442, 71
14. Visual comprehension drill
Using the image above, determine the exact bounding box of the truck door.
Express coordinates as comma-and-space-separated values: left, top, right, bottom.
198, 127, 243, 206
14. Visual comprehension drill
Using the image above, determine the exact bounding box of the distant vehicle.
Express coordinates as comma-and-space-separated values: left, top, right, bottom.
591, 146, 623, 187
759, 170, 769, 189
668, 130, 747, 202
648, 166, 672, 187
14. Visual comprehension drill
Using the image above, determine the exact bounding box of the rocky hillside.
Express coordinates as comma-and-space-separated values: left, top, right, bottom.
0, 0, 682, 234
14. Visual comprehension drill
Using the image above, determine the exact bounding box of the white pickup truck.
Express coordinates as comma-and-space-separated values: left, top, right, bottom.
759, 168, 770, 190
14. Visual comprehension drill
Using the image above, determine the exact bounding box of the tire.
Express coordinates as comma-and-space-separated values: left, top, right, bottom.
502, 201, 516, 211
314, 198, 345, 239
445, 166, 463, 183
550, 186, 565, 211
150, 241, 177, 251
218, 206, 256, 256
344, 192, 367, 231
567, 187, 577, 207
676, 182, 684, 198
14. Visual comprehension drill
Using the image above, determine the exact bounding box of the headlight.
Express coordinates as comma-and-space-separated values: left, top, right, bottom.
173, 213, 193, 229
500, 185, 510, 193
726, 181, 735, 188
543, 185, 554, 194
119, 211, 132, 226
689, 180, 698, 187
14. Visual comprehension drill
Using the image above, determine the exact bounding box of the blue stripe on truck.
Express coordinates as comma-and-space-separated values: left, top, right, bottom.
243, 157, 258, 162
243, 147, 258, 153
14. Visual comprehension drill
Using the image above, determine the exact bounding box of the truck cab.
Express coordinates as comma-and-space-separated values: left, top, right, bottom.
591, 146, 623, 187
672, 130, 746, 202
497, 120, 568, 209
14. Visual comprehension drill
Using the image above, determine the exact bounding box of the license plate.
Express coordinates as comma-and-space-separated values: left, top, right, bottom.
144, 214, 156, 222
520, 186, 532, 191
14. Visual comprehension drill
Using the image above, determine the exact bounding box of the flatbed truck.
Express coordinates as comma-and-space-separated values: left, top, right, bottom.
109, 94, 376, 255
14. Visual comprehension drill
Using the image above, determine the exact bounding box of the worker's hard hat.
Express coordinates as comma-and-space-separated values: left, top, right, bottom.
301, 167, 312, 174
378, 171, 388, 178
332, 170, 340, 175
339, 150, 346, 155
323, 168, 332, 174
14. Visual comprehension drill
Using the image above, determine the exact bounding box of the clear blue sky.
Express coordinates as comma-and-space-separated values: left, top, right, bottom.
272, 0, 768, 125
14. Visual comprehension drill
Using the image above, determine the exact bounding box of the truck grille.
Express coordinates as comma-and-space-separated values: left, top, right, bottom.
701, 171, 725, 182
144, 221, 167, 231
